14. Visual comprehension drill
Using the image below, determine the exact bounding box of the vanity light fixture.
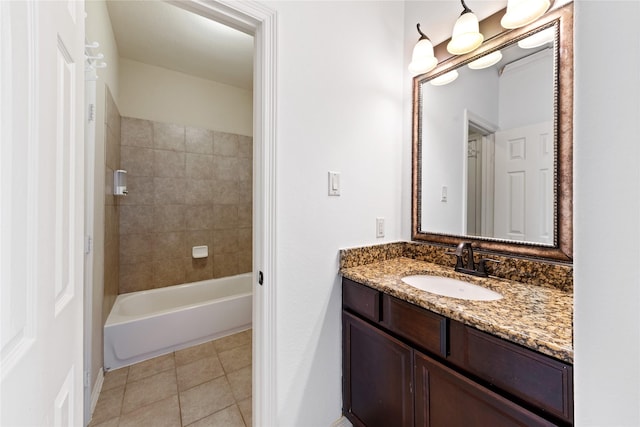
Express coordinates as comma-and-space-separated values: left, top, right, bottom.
447, 0, 484, 55
430, 70, 459, 86
408, 24, 438, 75
468, 50, 503, 69
501, 0, 551, 29
518, 26, 555, 48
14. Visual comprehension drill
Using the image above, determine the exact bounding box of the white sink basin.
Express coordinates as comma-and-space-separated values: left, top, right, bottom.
401, 275, 503, 301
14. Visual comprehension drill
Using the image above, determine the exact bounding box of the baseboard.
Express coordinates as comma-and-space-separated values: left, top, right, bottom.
90, 368, 104, 416
330, 415, 353, 427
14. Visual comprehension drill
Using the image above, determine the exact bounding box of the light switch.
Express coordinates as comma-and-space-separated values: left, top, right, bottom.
328, 171, 340, 196
376, 217, 385, 238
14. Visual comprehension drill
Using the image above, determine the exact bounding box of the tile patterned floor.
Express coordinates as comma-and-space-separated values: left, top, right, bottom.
89, 329, 252, 427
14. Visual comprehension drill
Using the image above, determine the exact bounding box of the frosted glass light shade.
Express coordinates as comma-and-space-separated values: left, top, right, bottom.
447, 12, 484, 55
409, 38, 438, 75
430, 70, 459, 86
468, 50, 503, 70
518, 27, 555, 49
501, 0, 551, 29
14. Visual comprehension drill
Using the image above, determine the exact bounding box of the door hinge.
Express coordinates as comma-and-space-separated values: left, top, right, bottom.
85, 235, 92, 255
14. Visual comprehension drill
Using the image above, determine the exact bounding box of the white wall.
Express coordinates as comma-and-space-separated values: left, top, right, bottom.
573, 1, 640, 425
85, 0, 120, 401
118, 58, 252, 136
262, 1, 405, 424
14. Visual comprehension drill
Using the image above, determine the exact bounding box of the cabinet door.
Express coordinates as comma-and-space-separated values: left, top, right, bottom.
415, 351, 556, 427
343, 311, 414, 427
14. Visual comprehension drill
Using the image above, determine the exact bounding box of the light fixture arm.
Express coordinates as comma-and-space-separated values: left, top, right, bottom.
460, 0, 473, 15
416, 23, 430, 41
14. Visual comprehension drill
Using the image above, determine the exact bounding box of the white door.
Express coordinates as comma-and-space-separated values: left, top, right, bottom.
1, 1, 85, 425
494, 121, 553, 244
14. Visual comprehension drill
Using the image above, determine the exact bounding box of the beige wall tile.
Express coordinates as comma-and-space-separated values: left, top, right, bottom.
185, 257, 213, 283
153, 122, 185, 152
119, 233, 153, 266
186, 127, 214, 154
238, 180, 252, 204
154, 150, 185, 178
237, 228, 252, 252
122, 117, 153, 148
152, 232, 186, 262
153, 257, 186, 288
120, 205, 154, 235
185, 205, 214, 231
119, 261, 153, 294
238, 250, 252, 274
212, 156, 239, 181
153, 205, 186, 232
121, 146, 154, 177
119, 175, 154, 206
212, 179, 239, 204
187, 153, 214, 180
212, 229, 239, 255
105, 127, 120, 170
154, 177, 186, 205
237, 135, 252, 158
213, 252, 239, 278
213, 131, 239, 157
236, 157, 252, 182
185, 179, 214, 205
237, 204, 252, 228
105, 90, 121, 142
104, 167, 115, 207
213, 204, 238, 230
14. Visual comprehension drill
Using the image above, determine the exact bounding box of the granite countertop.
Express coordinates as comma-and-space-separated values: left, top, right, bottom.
340, 257, 574, 363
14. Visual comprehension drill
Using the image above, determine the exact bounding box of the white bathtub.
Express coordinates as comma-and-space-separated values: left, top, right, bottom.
104, 273, 252, 370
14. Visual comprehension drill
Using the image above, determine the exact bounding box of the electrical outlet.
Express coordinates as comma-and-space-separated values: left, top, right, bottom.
376, 217, 385, 238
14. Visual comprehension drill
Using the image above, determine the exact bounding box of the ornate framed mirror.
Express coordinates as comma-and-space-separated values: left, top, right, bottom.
412, 3, 573, 262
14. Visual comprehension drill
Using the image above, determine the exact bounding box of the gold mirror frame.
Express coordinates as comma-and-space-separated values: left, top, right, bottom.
412, 3, 573, 262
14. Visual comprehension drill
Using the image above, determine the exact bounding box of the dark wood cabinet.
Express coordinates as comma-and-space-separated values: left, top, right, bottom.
343, 278, 573, 427
343, 311, 414, 427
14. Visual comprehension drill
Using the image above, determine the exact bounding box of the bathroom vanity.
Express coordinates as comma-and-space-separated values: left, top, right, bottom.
340, 255, 573, 427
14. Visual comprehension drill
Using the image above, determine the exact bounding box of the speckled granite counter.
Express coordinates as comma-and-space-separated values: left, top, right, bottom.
340, 257, 574, 363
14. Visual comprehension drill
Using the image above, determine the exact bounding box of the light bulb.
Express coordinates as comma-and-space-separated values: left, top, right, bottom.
501, 0, 551, 29
447, 10, 484, 55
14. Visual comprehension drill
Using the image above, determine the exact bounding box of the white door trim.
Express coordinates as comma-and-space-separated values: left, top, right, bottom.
167, 1, 278, 425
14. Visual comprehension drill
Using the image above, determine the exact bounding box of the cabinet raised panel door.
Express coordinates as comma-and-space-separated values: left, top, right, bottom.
343, 312, 414, 427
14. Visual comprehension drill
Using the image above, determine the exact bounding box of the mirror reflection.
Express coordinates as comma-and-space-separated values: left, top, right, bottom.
418, 23, 556, 245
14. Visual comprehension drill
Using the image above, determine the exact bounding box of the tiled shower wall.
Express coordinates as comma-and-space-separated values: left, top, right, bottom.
104, 88, 121, 321
118, 117, 252, 294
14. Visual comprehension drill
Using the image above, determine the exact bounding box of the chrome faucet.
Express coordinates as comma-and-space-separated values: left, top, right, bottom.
448, 242, 498, 277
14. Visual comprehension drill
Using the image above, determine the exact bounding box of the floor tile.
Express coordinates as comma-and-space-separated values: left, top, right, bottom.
90, 386, 124, 425
122, 369, 178, 414
177, 355, 225, 392
218, 344, 251, 374
119, 395, 181, 427
101, 367, 128, 392
186, 404, 246, 427
88, 416, 119, 427
175, 341, 217, 367
180, 376, 235, 426
237, 397, 252, 427
127, 352, 175, 382
212, 329, 251, 353
227, 366, 251, 401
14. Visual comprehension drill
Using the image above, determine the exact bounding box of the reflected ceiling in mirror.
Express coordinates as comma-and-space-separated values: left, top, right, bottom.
412, 4, 573, 262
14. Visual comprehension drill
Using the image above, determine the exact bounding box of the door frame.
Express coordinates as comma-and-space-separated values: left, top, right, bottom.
167, 1, 278, 424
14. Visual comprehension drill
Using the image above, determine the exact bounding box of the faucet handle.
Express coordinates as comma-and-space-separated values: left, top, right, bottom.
476, 258, 501, 276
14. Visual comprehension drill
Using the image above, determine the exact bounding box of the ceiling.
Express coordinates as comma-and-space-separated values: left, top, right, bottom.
106, 1, 254, 90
